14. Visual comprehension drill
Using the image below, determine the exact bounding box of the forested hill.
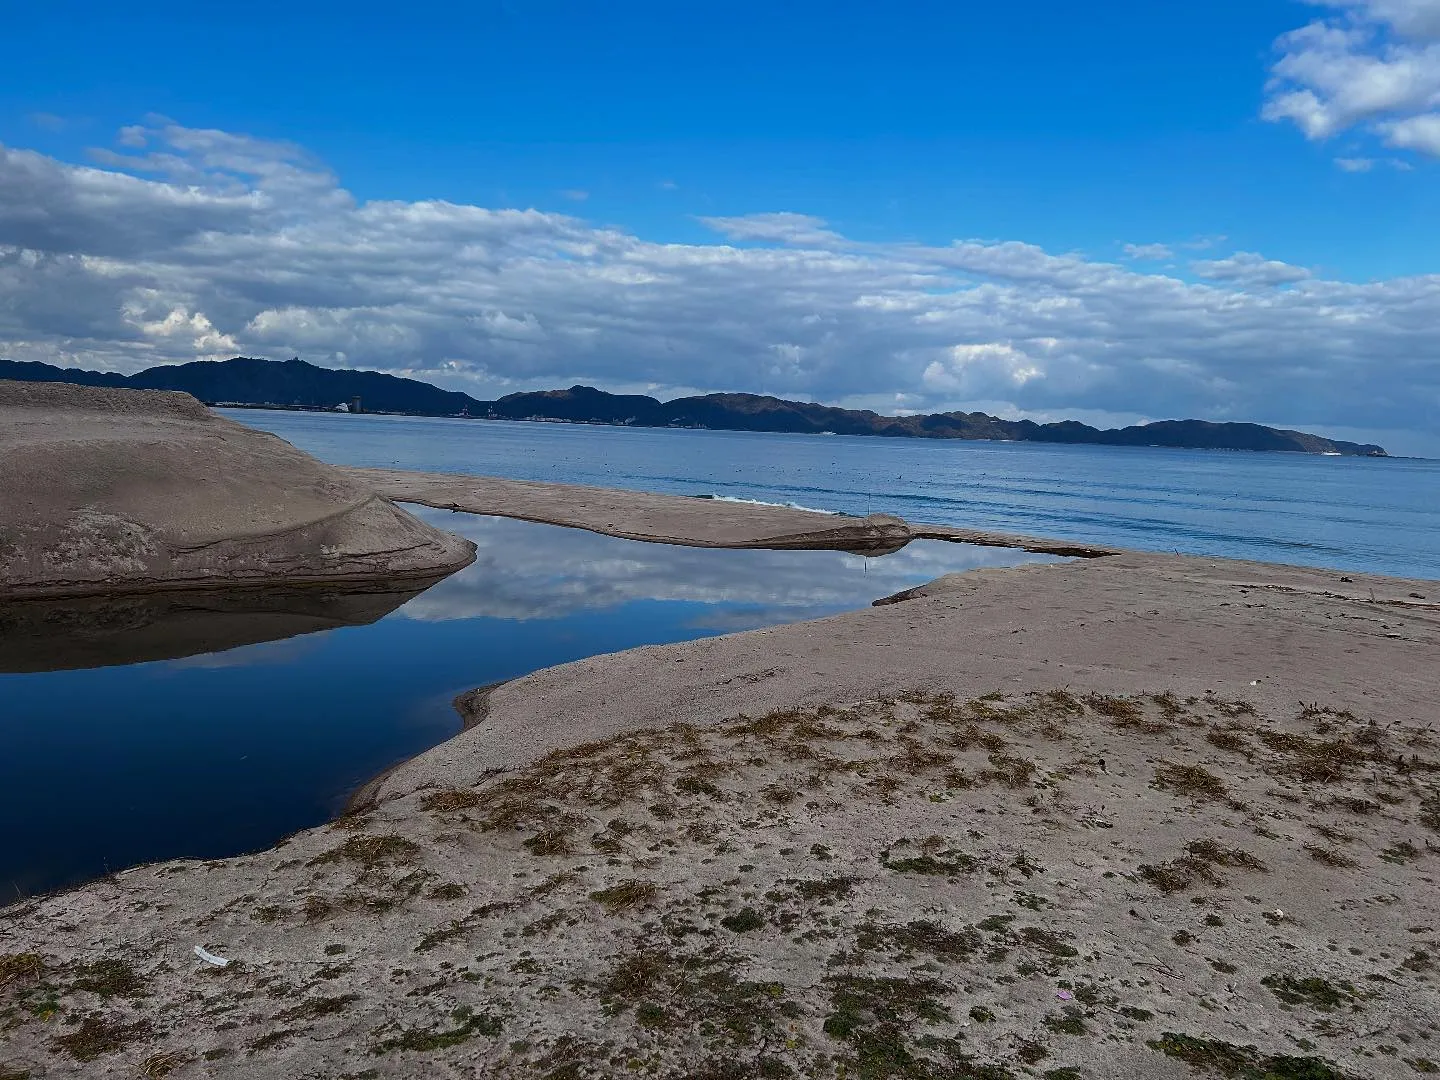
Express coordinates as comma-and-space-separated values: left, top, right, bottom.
0, 356, 1388, 457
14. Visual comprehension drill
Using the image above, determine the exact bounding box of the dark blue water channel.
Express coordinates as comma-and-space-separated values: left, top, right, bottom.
0, 510, 1057, 898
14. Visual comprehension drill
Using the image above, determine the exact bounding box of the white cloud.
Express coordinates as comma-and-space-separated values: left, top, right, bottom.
1180, 235, 1229, 251
1265, 1, 1440, 155
1191, 252, 1313, 286
1334, 155, 1377, 168
1379, 110, 1440, 149
698, 212, 843, 246
560, 189, 589, 202
0, 122, 1437, 445
922, 343, 1047, 394
1122, 243, 1174, 260
1310, 0, 1440, 40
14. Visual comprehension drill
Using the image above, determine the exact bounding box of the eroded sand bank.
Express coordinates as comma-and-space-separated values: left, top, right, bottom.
1, 473, 1438, 1079
0, 383, 475, 599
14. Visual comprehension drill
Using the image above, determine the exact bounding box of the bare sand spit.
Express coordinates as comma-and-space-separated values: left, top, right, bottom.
0, 382, 475, 599
340, 466, 1119, 559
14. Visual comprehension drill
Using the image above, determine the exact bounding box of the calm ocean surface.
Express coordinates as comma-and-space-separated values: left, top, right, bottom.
226, 409, 1440, 580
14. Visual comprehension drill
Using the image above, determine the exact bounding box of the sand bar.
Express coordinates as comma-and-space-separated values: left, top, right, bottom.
341, 465, 1120, 558
0, 383, 475, 599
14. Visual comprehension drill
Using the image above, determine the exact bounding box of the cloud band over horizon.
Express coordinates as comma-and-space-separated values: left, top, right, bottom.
0, 120, 1437, 452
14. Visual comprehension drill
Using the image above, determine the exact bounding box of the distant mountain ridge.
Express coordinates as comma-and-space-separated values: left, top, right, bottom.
0, 356, 1388, 457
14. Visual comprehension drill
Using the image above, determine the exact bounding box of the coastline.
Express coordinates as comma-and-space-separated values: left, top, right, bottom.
339, 465, 1123, 559
3, 476, 1437, 1079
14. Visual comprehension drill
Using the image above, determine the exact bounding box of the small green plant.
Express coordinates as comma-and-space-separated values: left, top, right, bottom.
1045, 1006, 1087, 1035
371, 1006, 502, 1054
1380, 840, 1421, 864
1149, 1032, 1350, 1079
1261, 974, 1357, 1011
51, 1016, 153, 1062
857, 920, 981, 962
721, 907, 765, 933
68, 958, 147, 998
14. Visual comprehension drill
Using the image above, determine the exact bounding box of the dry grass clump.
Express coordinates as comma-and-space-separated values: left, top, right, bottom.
1205, 728, 1252, 754
1153, 762, 1228, 800
67, 958, 147, 998
1140, 839, 1267, 894
588, 880, 658, 913
310, 834, 421, 868
1185, 839, 1267, 870
1303, 845, 1358, 869
0, 951, 43, 988
139, 1049, 191, 1078
420, 788, 484, 813
1421, 793, 1440, 832
51, 1015, 153, 1062
1086, 693, 1170, 733
1257, 729, 1375, 784
981, 752, 1037, 788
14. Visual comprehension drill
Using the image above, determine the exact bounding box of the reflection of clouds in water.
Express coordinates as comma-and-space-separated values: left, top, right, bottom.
398, 511, 1059, 624
161, 631, 334, 670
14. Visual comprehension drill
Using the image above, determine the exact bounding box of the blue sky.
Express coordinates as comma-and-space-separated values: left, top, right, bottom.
1, 0, 1438, 452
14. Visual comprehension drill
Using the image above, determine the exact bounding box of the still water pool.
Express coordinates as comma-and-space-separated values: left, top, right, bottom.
0, 509, 1057, 897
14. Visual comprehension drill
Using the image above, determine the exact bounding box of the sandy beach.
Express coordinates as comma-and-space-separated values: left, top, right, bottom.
2, 472, 1438, 1079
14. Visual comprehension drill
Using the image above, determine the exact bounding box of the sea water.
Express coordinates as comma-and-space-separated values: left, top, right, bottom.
225, 410, 1440, 581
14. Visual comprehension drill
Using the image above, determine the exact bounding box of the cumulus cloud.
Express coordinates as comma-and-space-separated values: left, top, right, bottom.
1122, 243, 1174, 261
0, 122, 1437, 445
1379, 110, 1440, 150
1264, 1, 1440, 155
1191, 252, 1313, 286
1315, 0, 1440, 40
699, 212, 844, 245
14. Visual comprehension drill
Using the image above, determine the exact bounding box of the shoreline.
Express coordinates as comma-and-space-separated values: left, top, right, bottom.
343, 681, 509, 817
3, 476, 1437, 1079
340, 465, 1124, 560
